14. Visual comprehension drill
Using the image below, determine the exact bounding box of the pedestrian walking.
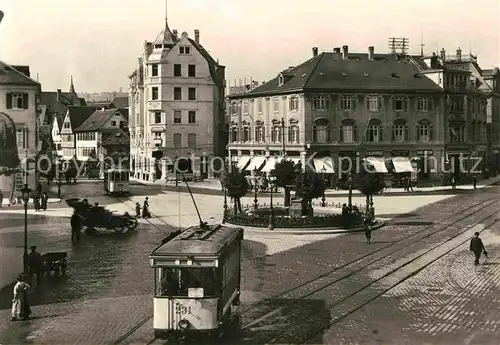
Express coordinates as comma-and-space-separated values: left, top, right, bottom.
364, 218, 372, 244
135, 202, 141, 218
472, 174, 477, 189
470, 232, 487, 266
70, 210, 82, 244
27, 246, 43, 286
451, 176, 456, 190
142, 197, 151, 218
41, 192, 48, 211
33, 193, 40, 212
11, 275, 31, 321
0, 189, 3, 208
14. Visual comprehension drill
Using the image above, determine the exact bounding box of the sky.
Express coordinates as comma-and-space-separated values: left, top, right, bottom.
0, 0, 499, 93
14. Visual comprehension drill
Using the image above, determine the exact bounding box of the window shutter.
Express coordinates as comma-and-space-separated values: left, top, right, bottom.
312, 126, 317, 142
404, 98, 408, 111
378, 96, 383, 111
296, 128, 300, 142
428, 99, 433, 111
353, 125, 358, 142
391, 126, 395, 142
23, 128, 27, 148
23, 93, 29, 109
404, 125, 409, 142
365, 97, 370, 110
6, 93, 12, 109
352, 97, 357, 110
327, 126, 331, 142
429, 125, 434, 141
339, 126, 344, 143
379, 126, 384, 141
416, 125, 420, 141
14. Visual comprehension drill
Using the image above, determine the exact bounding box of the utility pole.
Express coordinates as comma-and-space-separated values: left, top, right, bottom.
281, 118, 286, 159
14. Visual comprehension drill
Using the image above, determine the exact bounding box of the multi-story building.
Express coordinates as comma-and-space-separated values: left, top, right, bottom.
0, 61, 40, 193
480, 68, 500, 172
57, 106, 98, 160
128, 6, 226, 182
73, 108, 128, 166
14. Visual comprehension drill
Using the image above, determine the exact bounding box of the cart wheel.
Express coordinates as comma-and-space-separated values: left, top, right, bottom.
126, 218, 138, 230
61, 259, 67, 275
113, 222, 126, 233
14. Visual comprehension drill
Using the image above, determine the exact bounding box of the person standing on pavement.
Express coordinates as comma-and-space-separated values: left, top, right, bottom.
470, 232, 487, 266
28, 246, 43, 286
472, 174, 477, 189
364, 218, 372, 244
70, 210, 82, 244
33, 193, 40, 212
41, 192, 48, 211
142, 197, 151, 218
11, 275, 31, 321
135, 202, 141, 218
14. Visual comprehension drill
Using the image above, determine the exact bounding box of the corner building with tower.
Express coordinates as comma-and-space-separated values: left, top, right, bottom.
128, 3, 226, 182
227, 43, 500, 186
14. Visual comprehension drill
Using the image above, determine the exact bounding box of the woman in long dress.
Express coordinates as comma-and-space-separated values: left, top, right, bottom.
11, 275, 31, 321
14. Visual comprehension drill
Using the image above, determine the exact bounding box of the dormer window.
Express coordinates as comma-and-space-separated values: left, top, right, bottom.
278, 74, 284, 86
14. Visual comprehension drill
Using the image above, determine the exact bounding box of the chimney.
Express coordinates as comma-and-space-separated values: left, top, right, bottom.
56, 89, 62, 102
173, 29, 178, 37
194, 29, 200, 43
334, 47, 341, 54
440, 48, 446, 61
312, 47, 318, 57
456, 47, 462, 61
368, 46, 374, 60
342, 45, 348, 60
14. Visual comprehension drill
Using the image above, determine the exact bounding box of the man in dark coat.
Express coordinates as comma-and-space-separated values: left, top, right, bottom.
70, 210, 82, 244
27, 246, 43, 285
470, 232, 486, 266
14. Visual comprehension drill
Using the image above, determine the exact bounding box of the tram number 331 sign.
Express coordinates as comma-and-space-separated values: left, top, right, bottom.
175, 303, 192, 315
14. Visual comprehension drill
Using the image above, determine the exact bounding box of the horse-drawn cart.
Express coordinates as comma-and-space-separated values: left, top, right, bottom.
66, 198, 138, 233
42, 252, 68, 276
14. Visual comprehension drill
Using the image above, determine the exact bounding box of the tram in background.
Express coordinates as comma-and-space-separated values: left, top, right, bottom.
149, 223, 244, 342
103, 168, 130, 195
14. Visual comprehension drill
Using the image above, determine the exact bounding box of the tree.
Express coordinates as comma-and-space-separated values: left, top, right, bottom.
271, 159, 298, 206
294, 166, 326, 216
220, 170, 248, 214
353, 164, 386, 217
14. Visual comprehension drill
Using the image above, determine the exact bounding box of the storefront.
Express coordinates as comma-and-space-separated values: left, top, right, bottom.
415, 150, 434, 180
364, 150, 388, 173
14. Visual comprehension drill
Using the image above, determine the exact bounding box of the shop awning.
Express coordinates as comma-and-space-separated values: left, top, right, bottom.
237, 156, 251, 170
245, 156, 266, 171
314, 157, 335, 173
261, 157, 283, 173
364, 157, 388, 173
391, 157, 415, 173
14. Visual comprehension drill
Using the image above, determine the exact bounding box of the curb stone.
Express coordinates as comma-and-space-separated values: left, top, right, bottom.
224, 220, 385, 235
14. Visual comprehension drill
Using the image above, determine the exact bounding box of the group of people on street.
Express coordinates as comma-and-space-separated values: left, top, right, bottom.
403, 177, 414, 192
135, 197, 151, 218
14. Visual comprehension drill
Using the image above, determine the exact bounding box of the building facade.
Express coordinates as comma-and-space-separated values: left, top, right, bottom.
58, 106, 98, 160
0, 61, 40, 195
128, 7, 225, 182
228, 45, 494, 184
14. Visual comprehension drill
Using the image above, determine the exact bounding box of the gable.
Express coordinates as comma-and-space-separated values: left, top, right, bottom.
60, 112, 72, 133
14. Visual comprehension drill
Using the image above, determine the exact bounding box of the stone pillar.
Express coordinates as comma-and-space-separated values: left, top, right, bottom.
149, 158, 156, 182
160, 158, 168, 181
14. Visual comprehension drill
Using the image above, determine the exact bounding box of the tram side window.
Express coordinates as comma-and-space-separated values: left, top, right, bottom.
121, 172, 128, 182
159, 267, 217, 297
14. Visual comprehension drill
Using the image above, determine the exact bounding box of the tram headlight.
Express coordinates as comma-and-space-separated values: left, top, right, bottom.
178, 319, 189, 330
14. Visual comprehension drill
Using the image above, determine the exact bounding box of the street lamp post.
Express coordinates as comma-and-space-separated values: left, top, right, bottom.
268, 184, 274, 230
21, 184, 31, 274
253, 169, 259, 210
348, 172, 353, 209
222, 187, 228, 223
321, 167, 327, 207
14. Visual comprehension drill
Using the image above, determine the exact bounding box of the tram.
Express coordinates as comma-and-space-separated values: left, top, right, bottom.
103, 168, 130, 195
149, 223, 244, 341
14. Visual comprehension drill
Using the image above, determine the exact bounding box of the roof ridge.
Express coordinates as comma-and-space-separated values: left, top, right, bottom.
303, 53, 325, 88
1, 61, 40, 85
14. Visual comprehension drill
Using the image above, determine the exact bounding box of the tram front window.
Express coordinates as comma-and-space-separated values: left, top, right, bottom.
159, 267, 217, 297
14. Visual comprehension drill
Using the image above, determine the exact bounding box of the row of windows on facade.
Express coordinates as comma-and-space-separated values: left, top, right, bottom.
77, 147, 97, 157
230, 95, 486, 114
137, 133, 197, 148
227, 124, 484, 144
148, 110, 197, 124
149, 63, 197, 78
5, 93, 29, 109
150, 87, 197, 101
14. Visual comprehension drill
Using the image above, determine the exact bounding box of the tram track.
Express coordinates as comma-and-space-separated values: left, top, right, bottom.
111, 192, 499, 344
262, 208, 500, 344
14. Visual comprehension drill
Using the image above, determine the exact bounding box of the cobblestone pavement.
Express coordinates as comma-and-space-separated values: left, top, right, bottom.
0, 182, 498, 344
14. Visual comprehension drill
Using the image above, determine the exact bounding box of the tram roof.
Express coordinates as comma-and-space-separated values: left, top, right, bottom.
151, 224, 243, 257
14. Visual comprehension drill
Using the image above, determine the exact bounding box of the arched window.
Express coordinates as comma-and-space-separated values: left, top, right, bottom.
271, 119, 282, 143
313, 118, 329, 143
229, 122, 239, 143
254, 121, 265, 143
339, 118, 357, 143
418, 119, 434, 142
392, 118, 409, 142
241, 121, 251, 142
366, 118, 382, 142
288, 119, 300, 143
